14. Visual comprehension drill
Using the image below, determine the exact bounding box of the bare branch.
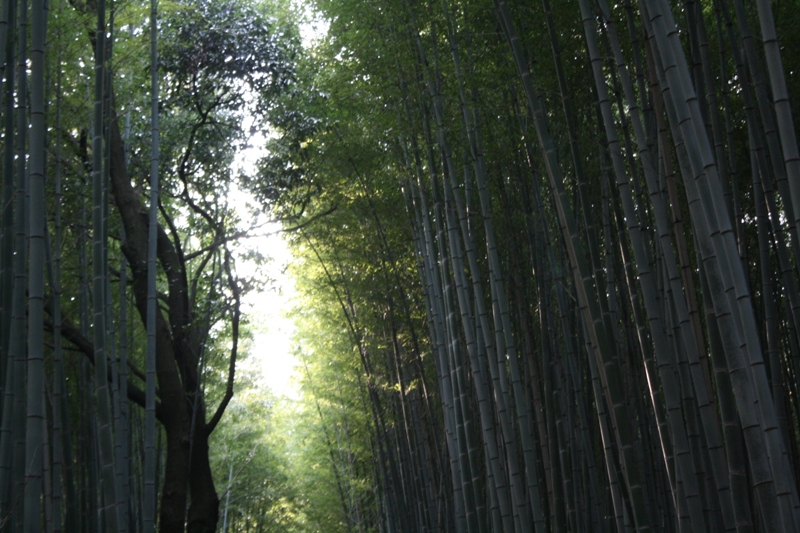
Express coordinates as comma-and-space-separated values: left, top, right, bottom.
206, 247, 241, 434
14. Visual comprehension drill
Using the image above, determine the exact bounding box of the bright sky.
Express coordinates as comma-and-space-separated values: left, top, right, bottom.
237, 229, 299, 399
230, 122, 299, 399
297, 2, 329, 45
229, 10, 329, 399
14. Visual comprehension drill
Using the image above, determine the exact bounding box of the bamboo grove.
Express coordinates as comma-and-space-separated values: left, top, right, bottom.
271, 0, 800, 531
0, 0, 298, 531
5, 0, 800, 531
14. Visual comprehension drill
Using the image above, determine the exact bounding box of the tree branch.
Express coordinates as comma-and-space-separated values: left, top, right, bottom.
206, 247, 241, 434
45, 302, 158, 418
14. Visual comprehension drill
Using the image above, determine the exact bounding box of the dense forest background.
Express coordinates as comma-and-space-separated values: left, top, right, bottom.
3, 0, 800, 531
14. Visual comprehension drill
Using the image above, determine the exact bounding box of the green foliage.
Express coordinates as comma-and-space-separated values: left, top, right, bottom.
161, 0, 295, 105
209, 380, 305, 532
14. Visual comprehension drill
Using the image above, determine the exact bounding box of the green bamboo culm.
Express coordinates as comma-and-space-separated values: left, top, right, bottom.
143, 0, 159, 530
0, 0, 16, 517
0, 0, 14, 407
23, 0, 47, 529
51, 5, 71, 527
578, 1, 708, 530
91, 0, 120, 527
9, 0, 30, 528
493, 0, 651, 529
642, 1, 800, 530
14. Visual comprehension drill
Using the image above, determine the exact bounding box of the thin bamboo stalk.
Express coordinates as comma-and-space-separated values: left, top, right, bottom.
143, 0, 160, 530
24, 0, 47, 527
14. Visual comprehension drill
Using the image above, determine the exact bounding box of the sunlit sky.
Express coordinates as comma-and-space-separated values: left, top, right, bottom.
230, 120, 299, 399
236, 230, 299, 399
230, 10, 329, 399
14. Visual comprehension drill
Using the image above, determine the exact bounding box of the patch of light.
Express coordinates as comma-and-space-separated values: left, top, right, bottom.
236, 227, 300, 400
295, 0, 329, 47
229, 110, 299, 399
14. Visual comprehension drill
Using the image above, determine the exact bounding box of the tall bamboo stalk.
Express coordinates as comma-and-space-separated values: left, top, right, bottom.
0, 0, 16, 520
90, 0, 119, 526
143, 0, 160, 530
23, 0, 47, 528
642, 2, 800, 527
494, 1, 652, 529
